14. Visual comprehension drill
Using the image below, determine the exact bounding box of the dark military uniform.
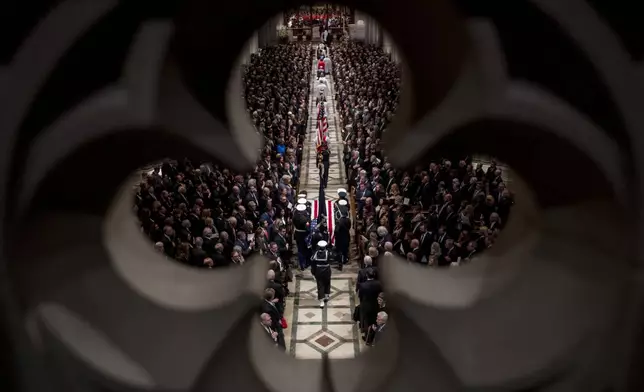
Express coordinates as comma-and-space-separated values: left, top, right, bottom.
309, 225, 329, 274
334, 216, 350, 269
293, 208, 310, 269
311, 241, 332, 305
320, 148, 330, 188
333, 199, 349, 222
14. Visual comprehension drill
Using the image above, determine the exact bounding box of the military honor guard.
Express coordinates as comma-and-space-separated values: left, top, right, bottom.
311, 240, 332, 308
293, 202, 311, 270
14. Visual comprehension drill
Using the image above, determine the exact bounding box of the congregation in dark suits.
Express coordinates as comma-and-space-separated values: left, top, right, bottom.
333, 39, 514, 268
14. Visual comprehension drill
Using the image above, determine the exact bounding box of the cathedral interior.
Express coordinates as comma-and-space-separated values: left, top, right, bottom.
1, 0, 644, 391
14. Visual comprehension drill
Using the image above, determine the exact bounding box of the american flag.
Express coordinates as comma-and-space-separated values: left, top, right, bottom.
315, 104, 328, 150
310, 199, 336, 245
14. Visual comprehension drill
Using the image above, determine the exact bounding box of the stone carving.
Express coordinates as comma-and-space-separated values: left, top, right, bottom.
0, 0, 642, 391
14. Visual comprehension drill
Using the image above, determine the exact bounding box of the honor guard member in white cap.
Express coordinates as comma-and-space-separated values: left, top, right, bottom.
298, 198, 312, 216
310, 212, 329, 252
311, 240, 332, 307
294, 203, 311, 270
334, 188, 348, 221
292, 198, 309, 215
334, 199, 351, 271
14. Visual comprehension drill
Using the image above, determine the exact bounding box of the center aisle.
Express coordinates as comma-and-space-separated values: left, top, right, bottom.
298, 65, 345, 197
283, 48, 363, 359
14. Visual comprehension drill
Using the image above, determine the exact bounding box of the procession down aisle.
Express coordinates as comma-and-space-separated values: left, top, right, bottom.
297, 55, 346, 199
282, 50, 363, 359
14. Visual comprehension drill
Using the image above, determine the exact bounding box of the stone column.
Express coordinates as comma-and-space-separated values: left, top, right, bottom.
367, 15, 381, 46
249, 31, 258, 56
276, 12, 284, 29
257, 23, 267, 48
383, 32, 399, 64
258, 17, 277, 48
266, 19, 274, 46
374, 18, 381, 46
240, 31, 259, 65
267, 14, 279, 46
367, 15, 374, 44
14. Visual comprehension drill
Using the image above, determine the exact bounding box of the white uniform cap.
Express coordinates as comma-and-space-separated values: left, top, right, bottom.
338, 199, 348, 206
337, 188, 347, 195
317, 240, 328, 248
296, 204, 306, 212
298, 198, 308, 205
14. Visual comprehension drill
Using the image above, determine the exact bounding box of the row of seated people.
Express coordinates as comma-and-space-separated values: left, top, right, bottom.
332, 38, 515, 267
133, 43, 313, 272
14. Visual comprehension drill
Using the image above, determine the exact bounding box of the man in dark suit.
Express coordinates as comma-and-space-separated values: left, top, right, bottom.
273, 226, 290, 259
219, 231, 235, 260
371, 311, 389, 347
348, 149, 363, 183
259, 313, 278, 347
162, 226, 176, 257
440, 237, 458, 267
357, 269, 382, 338
437, 193, 453, 224
202, 227, 218, 255
410, 239, 425, 265
434, 225, 448, 246
419, 175, 433, 208
356, 257, 379, 292
211, 243, 228, 268
260, 288, 285, 350
178, 219, 193, 244
266, 270, 285, 317
334, 213, 351, 271
190, 237, 207, 267
418, 222, 432, 258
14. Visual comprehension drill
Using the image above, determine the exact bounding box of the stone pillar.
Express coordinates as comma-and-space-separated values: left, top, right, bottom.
352, 11, 367, 42
240, 32, 259, 65
249, 31, 258, 56
257, 17, 277, 48
383, 32, 400, 64
257, 23, 267, 48
276, 12, 284, 29
268, 14, 279, 46
375, 18, 382, 46
364, 15, 381, 46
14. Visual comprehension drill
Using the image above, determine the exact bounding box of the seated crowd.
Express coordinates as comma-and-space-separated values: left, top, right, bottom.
333, 38, 515, 267
133, 43, 313, 274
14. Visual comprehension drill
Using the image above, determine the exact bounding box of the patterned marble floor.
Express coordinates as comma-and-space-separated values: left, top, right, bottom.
283, 271, 365, 359
283, 52, 361, 359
